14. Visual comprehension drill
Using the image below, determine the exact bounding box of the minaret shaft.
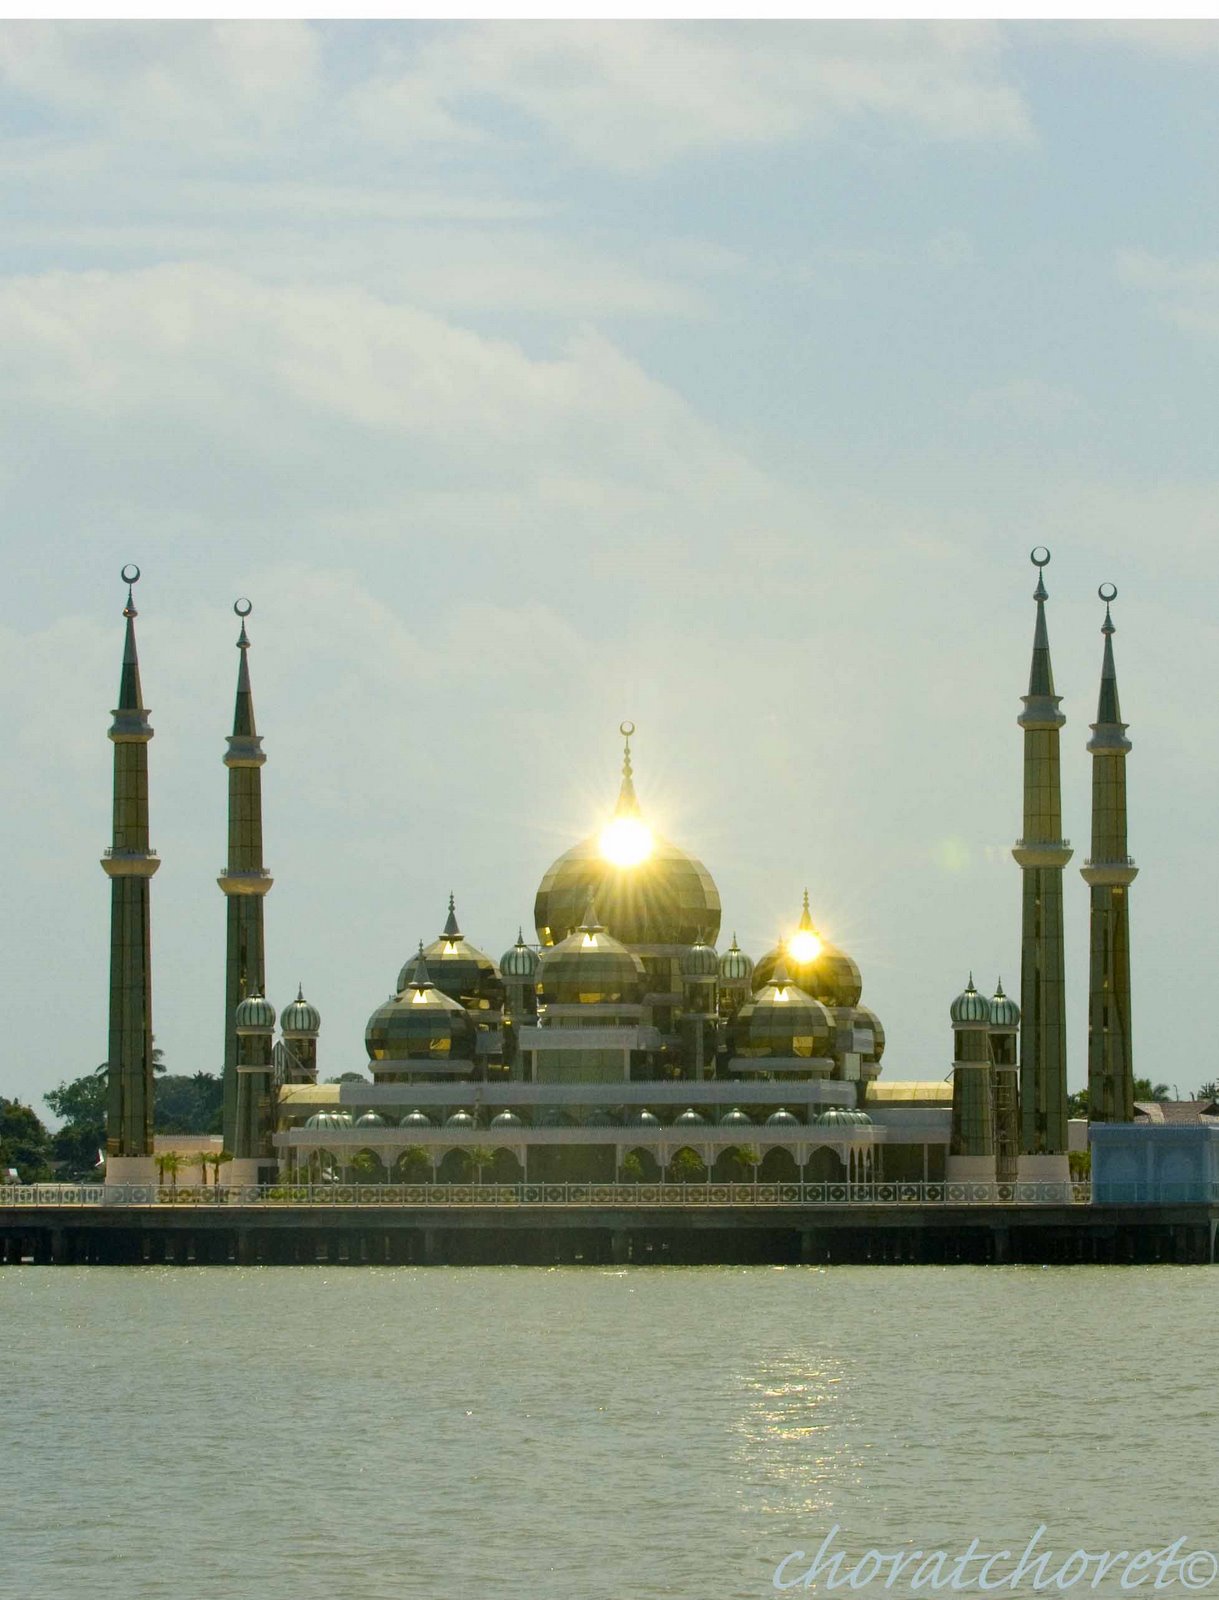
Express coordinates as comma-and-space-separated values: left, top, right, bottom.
1013, 559, 1071, 1162
102, 580, 159, 1161
218, 608, 271, 1152
1083, 599, 1135, 1123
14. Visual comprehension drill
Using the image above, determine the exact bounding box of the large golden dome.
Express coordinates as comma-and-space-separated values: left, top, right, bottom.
533, 728, 721, 949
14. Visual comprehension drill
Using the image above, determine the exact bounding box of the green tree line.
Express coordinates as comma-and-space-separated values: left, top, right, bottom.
2, 1049, 224, 1182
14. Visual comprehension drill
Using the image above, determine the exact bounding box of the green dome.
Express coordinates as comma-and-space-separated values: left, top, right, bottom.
366, 949, 477, 1065
950, 976, 991, 1026
675, 1106, 706, 1126
235, 993, 276, 1032
765, 1108, 800, 1126
305, 1110, 348, 1130
627, 1108, 660, 1127
815, 1107, 871, 1127
535, 1105, 578, 1128
490, 1110, 524, 1127
681, 939, 719, 980
720, 1107, 753, 1126
989, 981, 1020, 1029
280, 985, 320, 1036
500, 930, 540, 980
533, 733, 720, 948
444, 1110, 475, 1128
400, 1110, 433, 1128
398, 895, 503, 1011
536, 906, 645, 1007
718, 935, 754, 984
730, 965, 834, 1060
356, 1111, 386, 1128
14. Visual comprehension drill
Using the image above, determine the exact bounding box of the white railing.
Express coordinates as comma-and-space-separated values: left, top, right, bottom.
1, 1180, 1093, 1208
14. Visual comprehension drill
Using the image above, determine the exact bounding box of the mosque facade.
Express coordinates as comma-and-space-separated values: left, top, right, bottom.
98, 552, 1136, 1194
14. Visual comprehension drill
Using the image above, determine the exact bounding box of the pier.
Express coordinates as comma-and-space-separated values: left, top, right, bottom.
3, 1184, 1216, 1266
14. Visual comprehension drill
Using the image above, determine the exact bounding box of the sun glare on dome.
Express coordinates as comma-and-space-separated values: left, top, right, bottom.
788, 930, 823, 964
599, 816, 654, 868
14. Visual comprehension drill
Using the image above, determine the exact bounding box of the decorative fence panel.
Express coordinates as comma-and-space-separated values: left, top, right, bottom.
2, 1180, 1095, 1208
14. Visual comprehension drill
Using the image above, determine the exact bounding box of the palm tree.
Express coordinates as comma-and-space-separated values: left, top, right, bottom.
468, 1146, 495, 1186
619, 1152, 645, 1184
156, 1151, 185, 1193
1133, 1079, 1172, 1103
208, 1150, 233, 1189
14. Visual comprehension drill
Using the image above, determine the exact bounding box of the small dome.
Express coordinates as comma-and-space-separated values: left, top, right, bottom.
730, 964, 834, 1061
950, 975, 991, 1026
366, 948, 478, 1065
490, 1110, 524, 1127
815, 1107, 856, 1127
535, 1105, 578, 1129
681, 939, 719, 980
305, 1110, 345, 1130
718, 935, 754, 984
536, 903, 645, 1007
397, 895, 504, 1010
753, 892, 862, 1008
584, 1107, 615, 1127
400, 1109, 433, 1128
989, 980, 1020, 1029
766, 1108, 800, 1126
356, 1111, 386, 1128
500, 930, 540, 980
281, 985, 320, 1036
445, 1110, 475, 1128
720, 1107, 753, 1127
675, 1106, 706, 1126
333, 1112, 353, 1128
235, 992, 276, 1032
626, 1108, 660, 1127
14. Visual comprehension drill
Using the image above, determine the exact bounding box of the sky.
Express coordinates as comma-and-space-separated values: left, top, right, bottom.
3, 21, 1219, 1113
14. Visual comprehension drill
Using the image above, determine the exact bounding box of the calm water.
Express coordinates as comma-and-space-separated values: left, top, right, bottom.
1, 1266, 1215, 1600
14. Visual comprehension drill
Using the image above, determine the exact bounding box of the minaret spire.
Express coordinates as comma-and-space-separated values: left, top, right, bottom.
615, 720, 640, 817
218, 598, 273, 1152
1082, 583, 1136, 1123
1011, 548, 1072, 1177
101, 565, 160, 1175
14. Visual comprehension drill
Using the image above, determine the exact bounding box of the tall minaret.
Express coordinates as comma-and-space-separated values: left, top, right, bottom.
102, 565, 160, 1178
1012, 548, 1072, 1175
218, 599, 272, 1152
1082, 584, 1136, 1123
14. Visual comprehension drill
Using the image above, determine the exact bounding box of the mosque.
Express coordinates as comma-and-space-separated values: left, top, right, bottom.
98, 550, 1137, 1196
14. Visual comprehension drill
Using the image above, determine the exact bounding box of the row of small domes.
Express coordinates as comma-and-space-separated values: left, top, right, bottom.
303, 1105, 871, 1130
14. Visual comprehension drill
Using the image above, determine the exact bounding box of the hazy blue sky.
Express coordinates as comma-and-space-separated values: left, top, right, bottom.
3, 22, 1218, 1111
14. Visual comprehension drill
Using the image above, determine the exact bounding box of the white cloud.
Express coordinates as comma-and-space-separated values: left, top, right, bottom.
0, 260, 779, 578
0, 217, 702, 320
1119, 250, 1219, 341
0, 21, 321, 142
354, 22, 1032, 172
